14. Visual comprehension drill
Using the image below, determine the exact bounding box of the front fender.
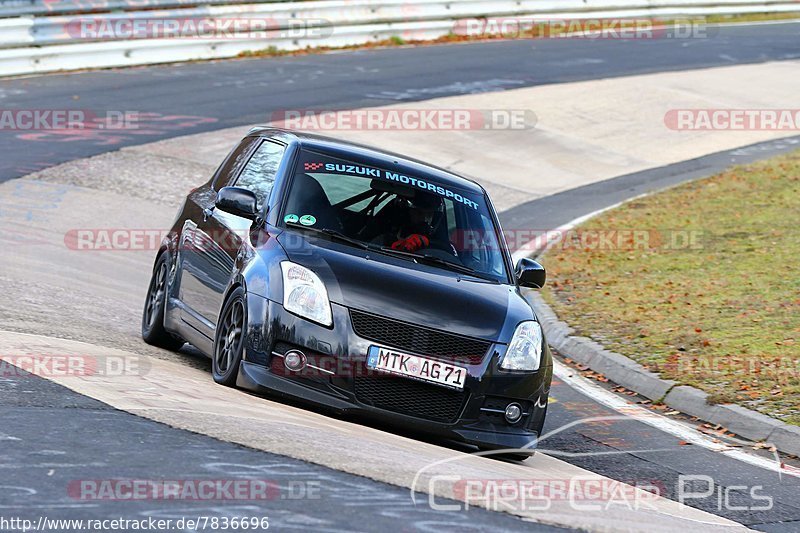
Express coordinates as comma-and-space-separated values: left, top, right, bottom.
240, 226, 287, 302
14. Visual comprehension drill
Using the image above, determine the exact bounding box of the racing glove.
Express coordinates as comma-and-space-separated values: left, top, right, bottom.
391, 234, 430, 252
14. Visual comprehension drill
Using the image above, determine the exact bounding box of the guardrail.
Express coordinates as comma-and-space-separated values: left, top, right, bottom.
1, 0, 798, 77
0, 0, 291, 18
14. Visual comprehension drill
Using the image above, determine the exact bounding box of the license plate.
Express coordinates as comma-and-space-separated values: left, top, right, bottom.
366, 346, 466, 390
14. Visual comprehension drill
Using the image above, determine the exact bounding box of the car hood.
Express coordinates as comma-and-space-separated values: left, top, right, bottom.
276, 233, 533, 341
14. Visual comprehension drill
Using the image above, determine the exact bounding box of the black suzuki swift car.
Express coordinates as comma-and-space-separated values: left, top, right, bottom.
142, 127, 552, 454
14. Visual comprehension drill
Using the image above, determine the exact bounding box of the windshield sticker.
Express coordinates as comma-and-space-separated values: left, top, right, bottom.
305, 160, 479, 210
299, 215, 317, 226
284, 213, 299, 224
322, 163, 381, 177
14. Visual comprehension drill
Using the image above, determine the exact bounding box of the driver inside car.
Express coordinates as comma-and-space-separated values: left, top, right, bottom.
374, 193, 448, 253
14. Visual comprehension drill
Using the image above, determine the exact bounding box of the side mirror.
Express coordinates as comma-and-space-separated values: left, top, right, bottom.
515, 257, 546, 289
216, 187, 258, 220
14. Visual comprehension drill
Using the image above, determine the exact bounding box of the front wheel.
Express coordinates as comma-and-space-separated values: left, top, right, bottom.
142, 253, 184, 351
212, 286, 247, 387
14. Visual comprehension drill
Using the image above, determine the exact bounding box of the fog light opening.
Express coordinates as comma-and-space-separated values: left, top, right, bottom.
505, 403, 523, 424
284, 350, 307, 372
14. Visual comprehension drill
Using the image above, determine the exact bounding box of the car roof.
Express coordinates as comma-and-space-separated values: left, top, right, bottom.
249, 126, 487, 195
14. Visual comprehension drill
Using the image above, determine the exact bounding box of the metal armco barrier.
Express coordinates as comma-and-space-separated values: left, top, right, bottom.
1, 0, 798, 76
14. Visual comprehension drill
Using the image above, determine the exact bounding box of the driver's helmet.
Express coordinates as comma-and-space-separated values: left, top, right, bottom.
402, 192, 445, 236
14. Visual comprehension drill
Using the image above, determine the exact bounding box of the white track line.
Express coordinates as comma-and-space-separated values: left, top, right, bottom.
552, 361, 800, 479
511, 197, 635, 264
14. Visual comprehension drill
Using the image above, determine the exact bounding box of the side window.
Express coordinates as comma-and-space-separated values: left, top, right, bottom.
235, 140, 285, 209
212, 136, 259, 192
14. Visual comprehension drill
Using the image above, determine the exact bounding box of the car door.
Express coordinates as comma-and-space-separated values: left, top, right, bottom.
179, 138, 286, 332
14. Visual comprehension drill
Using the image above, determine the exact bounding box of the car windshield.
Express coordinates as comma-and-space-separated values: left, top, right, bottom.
280, 149, 510, 282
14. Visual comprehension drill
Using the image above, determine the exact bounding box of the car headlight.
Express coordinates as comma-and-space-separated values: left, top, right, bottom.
281, 262, 332, 327
501, 321, 543, 371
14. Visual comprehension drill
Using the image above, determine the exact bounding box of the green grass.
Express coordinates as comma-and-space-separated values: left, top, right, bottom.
541, 150, 800, 425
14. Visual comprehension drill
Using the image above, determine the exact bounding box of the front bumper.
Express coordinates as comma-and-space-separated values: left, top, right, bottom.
238, 296, 553, 451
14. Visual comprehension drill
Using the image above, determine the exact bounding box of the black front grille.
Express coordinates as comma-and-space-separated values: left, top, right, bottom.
354, 376, 466, 422
350, 309, 491, 364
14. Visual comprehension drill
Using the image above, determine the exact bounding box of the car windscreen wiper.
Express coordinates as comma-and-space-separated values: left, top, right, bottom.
418, 254, 500, 282
379, 247, 500, 283
374, 246, 424, 261
286, 222, 370, 250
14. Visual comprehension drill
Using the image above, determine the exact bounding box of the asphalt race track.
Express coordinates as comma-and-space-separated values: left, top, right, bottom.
2, 20, 800, 532
1, 21, 799, 181
1, 370, 564, 532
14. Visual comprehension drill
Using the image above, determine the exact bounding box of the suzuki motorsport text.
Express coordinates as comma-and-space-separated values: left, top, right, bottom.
142, 128, 553, 455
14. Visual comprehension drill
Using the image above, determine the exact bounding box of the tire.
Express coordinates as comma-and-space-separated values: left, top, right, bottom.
142, 253, 185, 351
212, 286, 247, 387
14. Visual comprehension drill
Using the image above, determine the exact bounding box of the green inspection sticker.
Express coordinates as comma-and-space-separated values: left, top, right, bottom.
299, 215, 317, 226
284, 214, 299, 224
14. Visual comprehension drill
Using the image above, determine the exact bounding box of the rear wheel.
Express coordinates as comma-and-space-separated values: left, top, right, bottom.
142, 253, 184, 351
213, 286, 247, 387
